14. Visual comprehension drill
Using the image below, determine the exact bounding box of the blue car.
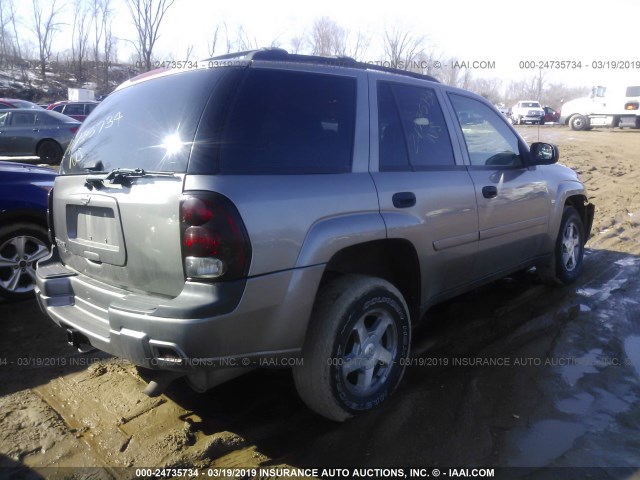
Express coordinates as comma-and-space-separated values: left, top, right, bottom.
0, 161, 56, 300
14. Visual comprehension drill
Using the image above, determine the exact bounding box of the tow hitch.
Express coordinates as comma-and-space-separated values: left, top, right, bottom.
66, 329, 95, 353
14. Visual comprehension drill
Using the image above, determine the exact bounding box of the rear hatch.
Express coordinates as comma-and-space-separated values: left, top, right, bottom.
54, 67, 236, 297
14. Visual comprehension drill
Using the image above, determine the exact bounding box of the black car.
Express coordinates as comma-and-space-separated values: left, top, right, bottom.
0, 161, 56, 300
0, 108, 80, 164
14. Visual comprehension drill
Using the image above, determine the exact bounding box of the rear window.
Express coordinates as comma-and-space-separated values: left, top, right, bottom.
61, 68, 233, 175
63, 104, 85, 116
189, 68, 357, 175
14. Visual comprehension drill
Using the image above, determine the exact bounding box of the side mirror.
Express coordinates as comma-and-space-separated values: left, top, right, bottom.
529, 142, 559, 165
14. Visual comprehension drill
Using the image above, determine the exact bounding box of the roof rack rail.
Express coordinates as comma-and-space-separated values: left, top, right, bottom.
202, 48, 439, 83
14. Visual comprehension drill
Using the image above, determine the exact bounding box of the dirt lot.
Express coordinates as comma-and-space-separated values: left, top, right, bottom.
1, 125, 640, 480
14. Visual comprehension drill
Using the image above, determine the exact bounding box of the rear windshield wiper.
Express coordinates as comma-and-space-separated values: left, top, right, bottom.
85, 168, 176, 187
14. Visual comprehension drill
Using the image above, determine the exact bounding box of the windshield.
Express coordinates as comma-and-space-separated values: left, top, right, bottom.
523, 102, 541, 108
626, 86, 640, 97
45, 110, 80, 124
60, 68, 231, 175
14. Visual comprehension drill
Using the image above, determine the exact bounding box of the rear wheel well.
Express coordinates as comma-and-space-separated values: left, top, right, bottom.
319, 239, 421, 323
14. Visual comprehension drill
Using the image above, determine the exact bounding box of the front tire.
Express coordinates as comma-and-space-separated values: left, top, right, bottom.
0, 223, 50, 301
539, 207, 585, 285
293, 275, 411, 421
570, 114, 589, 131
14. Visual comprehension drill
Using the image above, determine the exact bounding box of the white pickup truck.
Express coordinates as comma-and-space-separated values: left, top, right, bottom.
560, 85, 640, 130
510, 100, 545, 125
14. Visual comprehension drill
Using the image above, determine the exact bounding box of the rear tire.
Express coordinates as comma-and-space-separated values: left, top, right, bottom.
37, 140, 63, 164
0, 223, 50, 301
293, 275, 411, 421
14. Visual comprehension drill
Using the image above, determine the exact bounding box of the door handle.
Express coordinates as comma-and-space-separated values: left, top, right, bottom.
482, 186, 498, 199
32, 128, 40, 132
392, 192, 416, 208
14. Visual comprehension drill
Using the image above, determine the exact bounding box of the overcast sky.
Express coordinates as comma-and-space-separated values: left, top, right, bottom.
18, 0, 640, 88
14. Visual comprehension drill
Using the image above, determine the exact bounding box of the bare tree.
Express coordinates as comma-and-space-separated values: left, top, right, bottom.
0, 0, 10, 67
466, 77, 503, 104
71, 0, 91, 83
90, 0, 112, 87
383, 26, 424, 70
236, 25, 258, 51
30, 0, 65, 82
415, 49, 439, 76
542, 83, 589, 110
125, 0, 175, 71
505, 75, 540, 106
102, 6, 115, 90
290, 33, 305, 54
436, 57, 462, 86
184, 44, 193, 61
309, 17, 346, 56
207, 24, 221, 57
345, 30, 369, 60
8, 0, 22, 64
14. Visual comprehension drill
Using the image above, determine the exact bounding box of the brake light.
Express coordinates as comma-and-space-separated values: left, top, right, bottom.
180, 192, 251, 281
70, 126, 79, 134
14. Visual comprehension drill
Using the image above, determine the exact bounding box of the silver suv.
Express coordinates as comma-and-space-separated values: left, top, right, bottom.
36, 49, 594, 421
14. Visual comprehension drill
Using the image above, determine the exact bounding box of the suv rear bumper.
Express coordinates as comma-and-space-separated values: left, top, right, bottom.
35, 247, 321, 372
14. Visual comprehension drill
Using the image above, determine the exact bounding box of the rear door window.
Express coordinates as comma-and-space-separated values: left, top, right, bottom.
10, 112, 36, 126
378, 82, 455, 171
195, 68, 356, 175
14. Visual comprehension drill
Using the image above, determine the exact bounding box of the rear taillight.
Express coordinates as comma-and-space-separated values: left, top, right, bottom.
47, 187, 55, 244
70, 126, 79, 134
180, 192, 251, 281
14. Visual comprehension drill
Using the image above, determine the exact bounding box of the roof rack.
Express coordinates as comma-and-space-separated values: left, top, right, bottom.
202, 48, 439, 83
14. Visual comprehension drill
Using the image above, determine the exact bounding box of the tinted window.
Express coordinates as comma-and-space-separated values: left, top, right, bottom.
11, 112, 36, 126
0, 112, 8, 126
378, 83, 409, 171
450, 94, 523, 168
211, 69, 356, 174
86, 103, 98, 114
61, 68, 229, 174
52, 105, 65, 113
378, 82, 454, 171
